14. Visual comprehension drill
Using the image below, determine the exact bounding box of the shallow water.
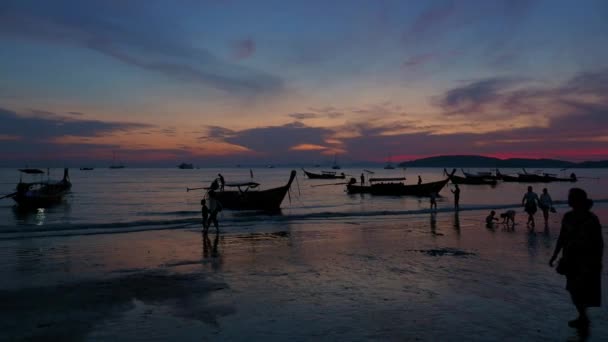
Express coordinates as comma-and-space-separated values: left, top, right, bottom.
1, 167, 606, 238
0, 207, 606, 341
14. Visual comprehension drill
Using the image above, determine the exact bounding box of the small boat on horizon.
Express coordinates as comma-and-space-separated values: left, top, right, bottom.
384, 155, 396, 169
109, 151, 125, 169
80, 167, 94, 171
331, 154, 341, 170
178, 163, 194, 169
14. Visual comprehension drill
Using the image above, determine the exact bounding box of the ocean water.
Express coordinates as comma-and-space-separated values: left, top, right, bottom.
1, 167, 608, 340
0, 167, 607, 238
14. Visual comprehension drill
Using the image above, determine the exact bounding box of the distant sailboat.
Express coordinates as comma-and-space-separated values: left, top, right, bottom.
178, 163, 194, 169
384, 155, 395, 169
109, 151, 125, 169
331, 154, 341, 170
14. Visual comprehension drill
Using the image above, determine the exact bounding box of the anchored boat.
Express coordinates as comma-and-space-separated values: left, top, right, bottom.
210, 170, 297, 211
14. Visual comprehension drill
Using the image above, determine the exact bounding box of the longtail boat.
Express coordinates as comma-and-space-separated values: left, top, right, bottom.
302, 169, 346, 179
6, 168, 72, 208
445, 169, 497, 185
211, 170, 297, 211
496, 169, 519, 182
346, 170, 454, 196
461, 169, 499, 181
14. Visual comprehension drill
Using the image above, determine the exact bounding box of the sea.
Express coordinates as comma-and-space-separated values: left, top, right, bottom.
1, 167, 607, 239
2, 167, 608, 340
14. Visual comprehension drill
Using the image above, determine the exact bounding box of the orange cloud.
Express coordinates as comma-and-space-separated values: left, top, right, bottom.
290, 143, 327, 151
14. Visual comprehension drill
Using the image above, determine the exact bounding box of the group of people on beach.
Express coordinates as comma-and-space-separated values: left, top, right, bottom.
200, 173, 225, 234
485, 186, 555, 229
429, 183, 460, 211
486, 186, 603, 332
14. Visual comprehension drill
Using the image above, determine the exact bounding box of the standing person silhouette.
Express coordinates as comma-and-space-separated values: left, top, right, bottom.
539, 188, 554, 227
451, 184, 460, 210
549, 188, 603, 330
418, 175, 422, 185
522, 186, 539, 228
207, 190, 223, 232
360, 173, 365, 186
430, 192, 437, 211
201, 199, 209, 233
218, 173, 225, 191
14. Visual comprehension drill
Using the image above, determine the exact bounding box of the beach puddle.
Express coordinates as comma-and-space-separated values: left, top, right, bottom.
407, 247, 477, 257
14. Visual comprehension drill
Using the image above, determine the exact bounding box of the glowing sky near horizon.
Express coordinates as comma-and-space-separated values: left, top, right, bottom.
1, 0, 607, 166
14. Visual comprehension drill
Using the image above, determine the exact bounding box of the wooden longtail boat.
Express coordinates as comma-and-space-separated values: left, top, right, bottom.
446, 169, 497, 185
211, 170, 297, 211
8, 168, 72, 208
346, 170, 454, 196
461, 169, 499, 181
496, 169, 519, 182
302, 169, 346, 179
497, 169, 577, 183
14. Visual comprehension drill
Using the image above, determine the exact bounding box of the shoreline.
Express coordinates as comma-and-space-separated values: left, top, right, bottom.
1, 206, 607, 341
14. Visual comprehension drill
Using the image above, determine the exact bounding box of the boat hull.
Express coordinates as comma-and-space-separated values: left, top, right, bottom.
449, 175, 497, 186
212, 170, 296, 211
12, 180, 72, 208
347, 178, 449, 196
302, 169, 345, 179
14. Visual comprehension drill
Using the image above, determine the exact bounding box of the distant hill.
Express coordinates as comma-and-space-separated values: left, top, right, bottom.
398, 155, 608, 168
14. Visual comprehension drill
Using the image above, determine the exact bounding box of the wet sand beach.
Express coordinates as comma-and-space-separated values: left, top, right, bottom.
1, 205, 606, 341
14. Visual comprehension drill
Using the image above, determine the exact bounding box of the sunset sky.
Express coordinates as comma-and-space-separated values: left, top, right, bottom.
1, 0, 607, 166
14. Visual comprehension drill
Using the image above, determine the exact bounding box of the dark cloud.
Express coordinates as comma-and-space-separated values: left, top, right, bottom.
437, 78, 519, 115
0, 107, 151, 141
288, 113, 318, 120
0, 1, 282, 96
287, 111, 344, 120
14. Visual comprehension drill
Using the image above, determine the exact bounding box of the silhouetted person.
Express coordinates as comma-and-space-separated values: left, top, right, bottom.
522, 186, 539, 228
486, 210, 498, 228
570, 173, 577, 182
218, 173, 225, 191
210, 179, 219, 191
418, 175, 422, 185
539, 188, 553, 227
360, 173, 365, 185
549, 188, 603, 329
451, 184, 460, 210
207, 190, 223, 232
430, 192, 437, 211
201, 199, 209, 233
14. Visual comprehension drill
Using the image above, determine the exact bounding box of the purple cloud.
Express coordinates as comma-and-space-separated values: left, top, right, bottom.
0, 2, 282, 96
233, 38, 256, 60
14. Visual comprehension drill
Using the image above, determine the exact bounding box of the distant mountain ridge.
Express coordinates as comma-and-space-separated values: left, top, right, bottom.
398, 155, 608, 168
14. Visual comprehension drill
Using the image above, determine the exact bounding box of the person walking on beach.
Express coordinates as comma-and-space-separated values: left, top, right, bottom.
430, 192, 437, 211
360, 173, 365, 186
418, 175, 422, 185
539, 188, 554, 227
549, 188, 603, 330
201, 199, 209, 233
451, 184, 460, 210
522, 186, 539, 228
207, 190, 223, 232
